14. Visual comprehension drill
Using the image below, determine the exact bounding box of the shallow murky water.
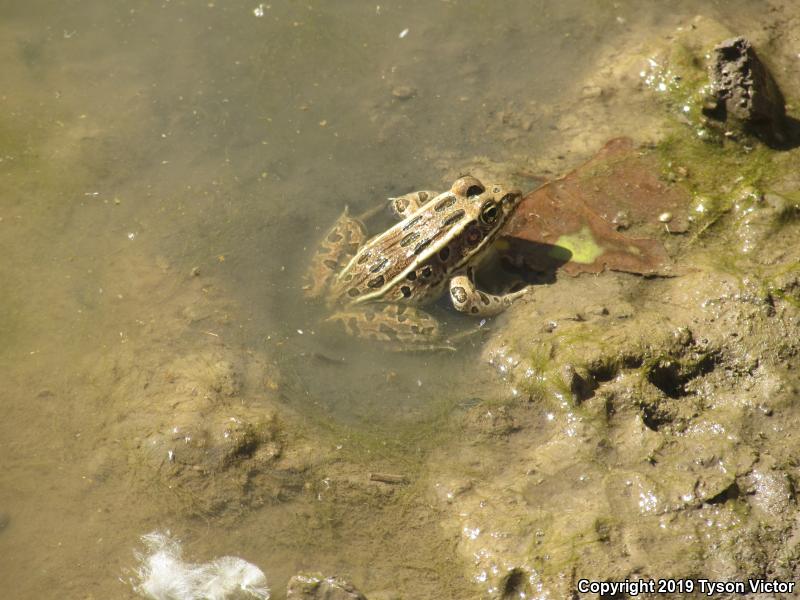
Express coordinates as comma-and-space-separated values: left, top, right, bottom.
0, 1, 775, 598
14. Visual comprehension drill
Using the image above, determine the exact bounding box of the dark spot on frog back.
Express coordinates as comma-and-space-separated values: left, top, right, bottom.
400, 231, 421, 247
370, 257, 389, 273
434, 195, 457, 212
442, 209, 466, 228
367, 275, 385, 288
414, 238, 435, 255
402, 215, 423, 230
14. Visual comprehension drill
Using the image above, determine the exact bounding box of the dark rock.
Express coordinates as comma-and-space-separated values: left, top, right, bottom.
703, 37, 788, 146
286, 573, 367, 600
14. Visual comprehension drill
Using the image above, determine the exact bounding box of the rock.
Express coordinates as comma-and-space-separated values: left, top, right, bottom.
703, 37, 788, 146
286, 573, 367, 600
463, 404, 517, 437
391, 85, 415, 100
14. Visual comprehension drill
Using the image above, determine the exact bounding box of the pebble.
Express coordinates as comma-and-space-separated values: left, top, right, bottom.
542, 320, 558, 333
612, 210, 630, 230
581, 85, 603, 99
391, 85, 416, 100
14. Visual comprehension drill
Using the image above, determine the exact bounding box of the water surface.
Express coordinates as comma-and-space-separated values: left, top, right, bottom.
0, 1, 768, 597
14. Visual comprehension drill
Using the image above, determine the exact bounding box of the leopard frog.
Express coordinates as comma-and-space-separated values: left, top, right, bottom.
303, 176, 528, 350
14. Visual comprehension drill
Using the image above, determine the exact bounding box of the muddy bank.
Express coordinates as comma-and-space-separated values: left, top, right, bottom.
421, 8, 800, 598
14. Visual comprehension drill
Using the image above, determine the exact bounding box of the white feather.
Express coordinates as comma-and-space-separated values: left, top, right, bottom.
132, 531, 270, 600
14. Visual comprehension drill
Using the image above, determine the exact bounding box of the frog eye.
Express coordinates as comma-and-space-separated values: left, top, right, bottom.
480, 201, 499, 225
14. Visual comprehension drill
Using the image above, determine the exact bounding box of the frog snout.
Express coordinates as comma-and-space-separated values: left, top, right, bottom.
499, 188, 523, 211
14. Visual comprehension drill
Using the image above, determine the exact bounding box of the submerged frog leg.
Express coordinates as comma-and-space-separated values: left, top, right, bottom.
387, 190, 440, 220
303, 208, 368, 299
448, 270, 530, 317
325, 304, 455, 351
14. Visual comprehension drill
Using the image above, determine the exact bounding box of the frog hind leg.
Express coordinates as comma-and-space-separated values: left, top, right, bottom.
387, 190, 440, 220
449, 271, 530, 317
303, 208, 368, 299
325, 304, 455, 351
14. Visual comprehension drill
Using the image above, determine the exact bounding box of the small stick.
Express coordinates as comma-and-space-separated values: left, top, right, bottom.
369, 472, 408, 484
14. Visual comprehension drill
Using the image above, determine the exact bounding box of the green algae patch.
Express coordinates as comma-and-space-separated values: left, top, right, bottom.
657, 134, 779, 203
552, 226, 603, 264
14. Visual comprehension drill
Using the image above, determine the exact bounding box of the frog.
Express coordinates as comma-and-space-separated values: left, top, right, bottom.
303, 175, 529, 350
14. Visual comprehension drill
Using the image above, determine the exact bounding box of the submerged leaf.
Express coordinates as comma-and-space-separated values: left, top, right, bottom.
501, 138, 690, 276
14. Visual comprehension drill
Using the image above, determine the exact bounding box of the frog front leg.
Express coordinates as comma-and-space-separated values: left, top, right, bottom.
387, 190, 440, 220
448, 271, 529, 317
325, 303, 455, 351
303, 207, 368, 299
